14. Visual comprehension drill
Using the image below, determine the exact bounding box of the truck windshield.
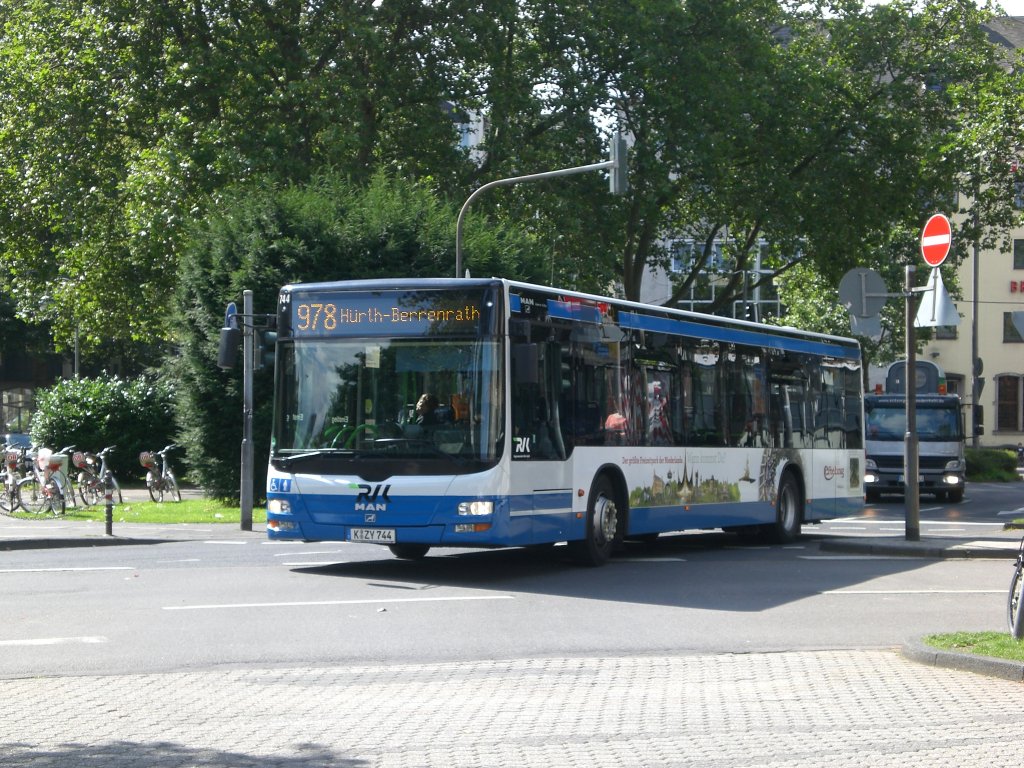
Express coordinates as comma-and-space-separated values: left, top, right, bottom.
866, 404, 962, 442
273, 337, 503, 469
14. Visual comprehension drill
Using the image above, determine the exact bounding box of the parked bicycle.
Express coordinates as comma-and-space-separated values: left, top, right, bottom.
1, 444, 24, 514
18, 445, 65, 516
72, 445, 123, 506
1009, 534, 1024, 641
140, 444, 182, 502
50, 444, 78, 509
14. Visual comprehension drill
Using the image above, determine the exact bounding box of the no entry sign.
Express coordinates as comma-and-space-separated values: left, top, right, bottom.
921, 214, 952, 267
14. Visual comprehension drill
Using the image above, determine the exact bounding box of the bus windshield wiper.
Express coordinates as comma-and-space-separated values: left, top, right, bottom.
273, 449, 354, 468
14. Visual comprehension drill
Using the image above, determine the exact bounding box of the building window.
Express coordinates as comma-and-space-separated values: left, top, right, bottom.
1015, 181, 1024, 210
1014, 239, 1024, 270
997, 374, 1024, 432
935, 326, 957, 339
1004, 313, 1024, 343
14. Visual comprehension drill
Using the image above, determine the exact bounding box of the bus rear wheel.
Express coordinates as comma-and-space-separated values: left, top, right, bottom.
767, 472, 802, 544
569, 475, 621, 567
388, 543, 430, 560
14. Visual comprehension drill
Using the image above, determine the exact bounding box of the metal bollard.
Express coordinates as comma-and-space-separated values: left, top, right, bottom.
104, 471, 113, 536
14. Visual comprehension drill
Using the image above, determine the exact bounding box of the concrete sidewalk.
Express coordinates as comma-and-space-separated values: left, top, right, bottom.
0, 486, 264, 550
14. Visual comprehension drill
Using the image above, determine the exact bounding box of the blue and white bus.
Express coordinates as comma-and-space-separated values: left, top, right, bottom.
266, 278, 863, 565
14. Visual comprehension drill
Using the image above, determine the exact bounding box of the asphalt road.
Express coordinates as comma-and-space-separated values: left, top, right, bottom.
3, 482, 1024, 766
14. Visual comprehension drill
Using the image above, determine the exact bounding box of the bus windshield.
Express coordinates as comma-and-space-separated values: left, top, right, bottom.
273, 337, 503, 469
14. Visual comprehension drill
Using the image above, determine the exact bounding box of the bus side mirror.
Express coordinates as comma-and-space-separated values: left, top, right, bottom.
513, 343, 538, 385
217, 326, 241, 369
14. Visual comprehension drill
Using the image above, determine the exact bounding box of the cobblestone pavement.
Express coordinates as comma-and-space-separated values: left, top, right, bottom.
3, 649, 1024, 767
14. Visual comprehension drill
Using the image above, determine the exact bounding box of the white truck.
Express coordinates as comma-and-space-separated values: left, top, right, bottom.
863, 389, 966, 503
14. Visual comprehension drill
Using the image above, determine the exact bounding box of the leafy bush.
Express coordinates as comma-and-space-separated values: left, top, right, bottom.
965, 448, 1020, 483
29, 375, 176, 481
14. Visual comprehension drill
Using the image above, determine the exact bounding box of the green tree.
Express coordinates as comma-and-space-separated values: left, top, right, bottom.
173, 171, 544, 500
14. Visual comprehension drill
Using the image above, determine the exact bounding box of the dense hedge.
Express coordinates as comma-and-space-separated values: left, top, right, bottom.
29, 375, 177, 482
966, 448, 1021, 483
172, 171, 546, 501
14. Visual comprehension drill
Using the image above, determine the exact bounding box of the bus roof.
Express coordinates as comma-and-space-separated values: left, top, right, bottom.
280, 276, 861, 355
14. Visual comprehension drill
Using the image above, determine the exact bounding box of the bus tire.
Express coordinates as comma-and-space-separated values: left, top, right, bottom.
569, 475, 621, 567
768, 471, 802, 544
388, 543, 430, 560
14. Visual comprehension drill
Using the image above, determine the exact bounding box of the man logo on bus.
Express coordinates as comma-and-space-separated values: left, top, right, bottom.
355, 483, 391, 512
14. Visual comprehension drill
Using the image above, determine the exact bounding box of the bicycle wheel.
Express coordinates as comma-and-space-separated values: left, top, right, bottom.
45, 477, 65, 516
1010, 560, 1024, 640
147, 471, 161, 502
53, 471, 77, 508
78, 472, 102, 506
110, 475, 123, 504
17, 476, 48, 515
165, 472, 182, 502
0, 481, 17, 515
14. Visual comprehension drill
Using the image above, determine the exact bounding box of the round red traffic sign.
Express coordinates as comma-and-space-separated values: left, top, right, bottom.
920, 213, 951, 267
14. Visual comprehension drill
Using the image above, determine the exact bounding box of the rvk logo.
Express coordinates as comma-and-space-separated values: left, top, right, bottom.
354, 483, 391, 512
514, 436, 532, 455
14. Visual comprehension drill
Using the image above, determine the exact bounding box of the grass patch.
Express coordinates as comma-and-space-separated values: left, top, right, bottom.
58, 498, 266, 525
925, 631, 1024, 662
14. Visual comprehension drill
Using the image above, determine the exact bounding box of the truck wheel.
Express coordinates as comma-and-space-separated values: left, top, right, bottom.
947, 488, 964, 503
865, 489, 880, 504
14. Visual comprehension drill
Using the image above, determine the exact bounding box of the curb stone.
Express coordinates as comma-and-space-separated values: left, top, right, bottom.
902, 637, 1024, 682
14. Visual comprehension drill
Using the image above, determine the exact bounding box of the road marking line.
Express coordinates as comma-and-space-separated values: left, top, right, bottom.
0, 636, 108, 646
823, 589, 1002, 595
202, 540, 248, 545
800, 555, 909, 560
273, 550, 346, 557
0, 566, 135, 573
616, 557, 687, 563
281, 561, 348, 567
164, 595, 514, 611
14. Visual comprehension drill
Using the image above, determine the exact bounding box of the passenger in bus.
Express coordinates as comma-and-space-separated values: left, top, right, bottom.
415, 393, 440, 426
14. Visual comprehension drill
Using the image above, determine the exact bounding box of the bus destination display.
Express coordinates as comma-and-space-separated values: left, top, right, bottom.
289, 289, 496, 337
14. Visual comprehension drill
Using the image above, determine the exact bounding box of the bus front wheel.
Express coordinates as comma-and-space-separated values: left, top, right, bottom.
388, 543, 430, 560
569, 475, 621, 567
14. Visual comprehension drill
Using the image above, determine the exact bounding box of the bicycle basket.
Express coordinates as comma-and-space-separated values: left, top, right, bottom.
72, 451, 87, 469
139, 451, 156, 469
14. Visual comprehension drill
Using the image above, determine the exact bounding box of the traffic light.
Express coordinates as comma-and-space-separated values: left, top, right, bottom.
609, 133, 628, 196
255, 328, 277, 370
217, 326, 241, 369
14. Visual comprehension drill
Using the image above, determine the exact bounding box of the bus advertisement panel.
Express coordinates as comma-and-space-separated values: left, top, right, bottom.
266, 278, 863, 565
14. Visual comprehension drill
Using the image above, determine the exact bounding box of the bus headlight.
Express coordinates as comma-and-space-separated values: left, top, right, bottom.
268, 499, 291, 514
457, 500, 493, 516
944, 459, 965, 473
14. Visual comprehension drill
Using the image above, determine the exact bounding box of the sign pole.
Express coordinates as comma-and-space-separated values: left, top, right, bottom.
240, 290, 254, 532
904, 268, 920, 541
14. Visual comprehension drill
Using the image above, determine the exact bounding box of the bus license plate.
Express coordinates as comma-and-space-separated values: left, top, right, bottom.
349, 527, 396, 544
